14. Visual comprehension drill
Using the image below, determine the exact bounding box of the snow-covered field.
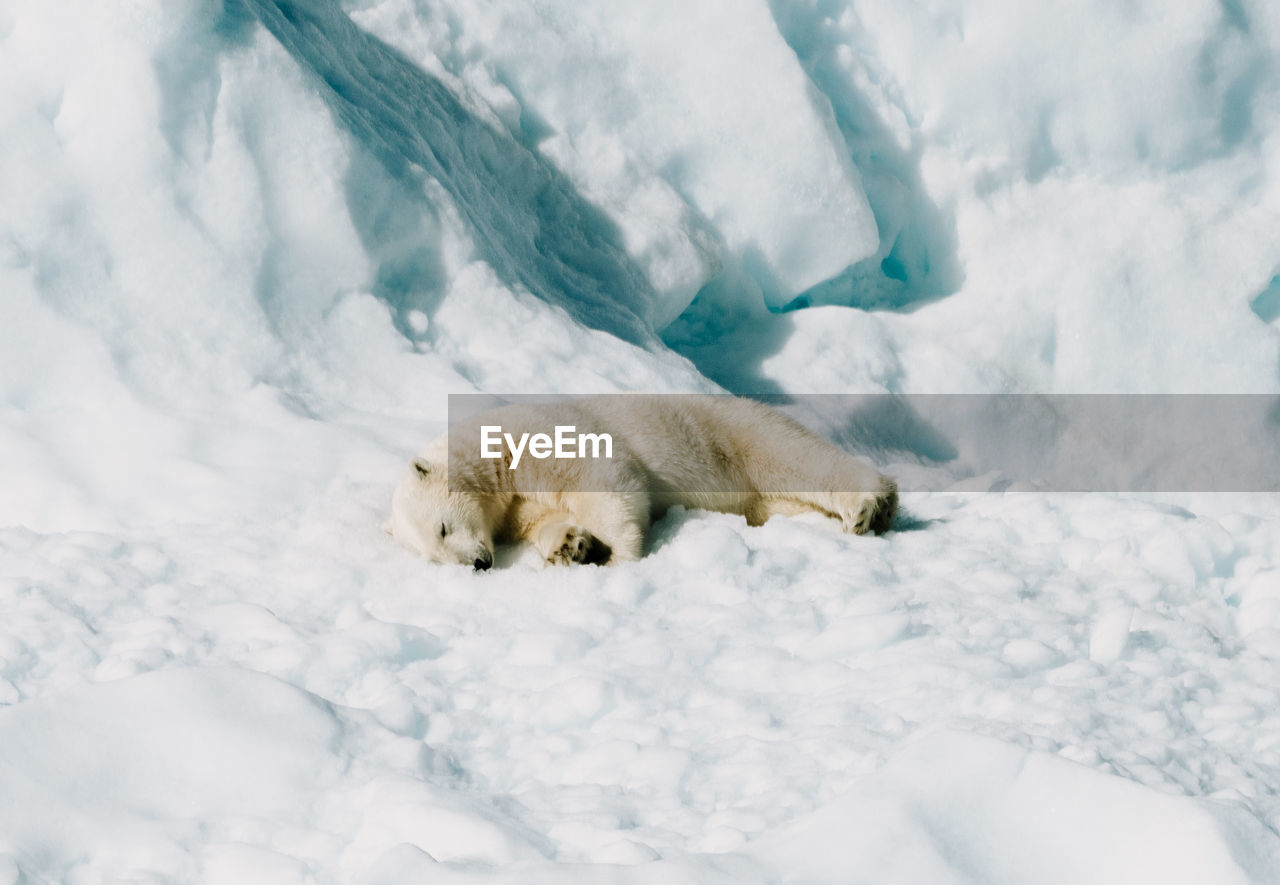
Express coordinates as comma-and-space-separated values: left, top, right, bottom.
3, 0, 1280, 881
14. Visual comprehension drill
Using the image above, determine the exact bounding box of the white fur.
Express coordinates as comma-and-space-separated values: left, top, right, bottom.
389, 395, 897, 567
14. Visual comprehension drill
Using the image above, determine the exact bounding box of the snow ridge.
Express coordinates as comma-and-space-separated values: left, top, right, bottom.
242, 0, 658, 346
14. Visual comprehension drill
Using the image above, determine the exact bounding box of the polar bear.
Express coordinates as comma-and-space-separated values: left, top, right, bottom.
388, 395, 897, 568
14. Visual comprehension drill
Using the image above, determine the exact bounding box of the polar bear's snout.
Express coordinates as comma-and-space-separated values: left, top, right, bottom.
473, 547, 494, 571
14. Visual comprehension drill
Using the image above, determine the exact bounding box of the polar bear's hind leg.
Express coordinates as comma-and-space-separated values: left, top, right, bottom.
754, 477, 897, 536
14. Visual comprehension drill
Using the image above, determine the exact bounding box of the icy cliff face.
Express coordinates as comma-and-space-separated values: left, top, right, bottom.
346, 0, 882, 321
344, 0, 1280, 392
3, 0, 1278, 444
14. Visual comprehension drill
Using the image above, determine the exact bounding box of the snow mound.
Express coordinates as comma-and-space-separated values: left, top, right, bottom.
0, 669, 345, 852
0, 0, 710, 532
760, 731, 1280, 885
0, 668, 550, 881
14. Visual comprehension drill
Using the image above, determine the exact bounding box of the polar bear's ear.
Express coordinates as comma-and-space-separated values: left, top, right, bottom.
412, 458, 433, 478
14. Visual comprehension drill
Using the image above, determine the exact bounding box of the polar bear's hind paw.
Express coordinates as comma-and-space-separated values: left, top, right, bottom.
840, 478, 898, 536
863, 478, 898, 535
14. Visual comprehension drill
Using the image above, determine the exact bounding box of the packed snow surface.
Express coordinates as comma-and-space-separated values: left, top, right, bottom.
3, 0, 1280, 881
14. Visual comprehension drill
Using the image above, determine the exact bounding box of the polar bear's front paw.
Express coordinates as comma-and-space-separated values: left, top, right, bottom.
545, 525, 612, 566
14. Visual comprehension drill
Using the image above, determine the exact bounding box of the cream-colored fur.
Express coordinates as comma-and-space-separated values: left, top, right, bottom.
388, 395, 897, 568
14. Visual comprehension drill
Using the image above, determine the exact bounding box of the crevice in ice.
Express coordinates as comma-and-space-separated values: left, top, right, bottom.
662, 0, 969, 394
1252, 274, 1280, 325
238, 0, 660, 349
765, 0, 964, 313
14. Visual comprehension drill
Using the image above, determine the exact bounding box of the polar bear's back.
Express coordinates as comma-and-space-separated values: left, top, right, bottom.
577, 394, 762, 497
444, 394, 878, 508
570, 394, 860, 505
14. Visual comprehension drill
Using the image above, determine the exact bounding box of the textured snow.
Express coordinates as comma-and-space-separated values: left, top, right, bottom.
6, 501, 1280, 883
3, 0, 1280, 881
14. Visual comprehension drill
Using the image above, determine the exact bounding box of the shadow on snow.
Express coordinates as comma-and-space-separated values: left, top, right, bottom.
237, 0, 659, 348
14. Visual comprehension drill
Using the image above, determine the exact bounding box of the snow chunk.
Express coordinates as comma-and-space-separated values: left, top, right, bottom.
352, 0, 880, 317
1089, 607, 1134, 664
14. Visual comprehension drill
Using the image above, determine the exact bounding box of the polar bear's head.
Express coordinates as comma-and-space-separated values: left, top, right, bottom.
388, 458, 495, 570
